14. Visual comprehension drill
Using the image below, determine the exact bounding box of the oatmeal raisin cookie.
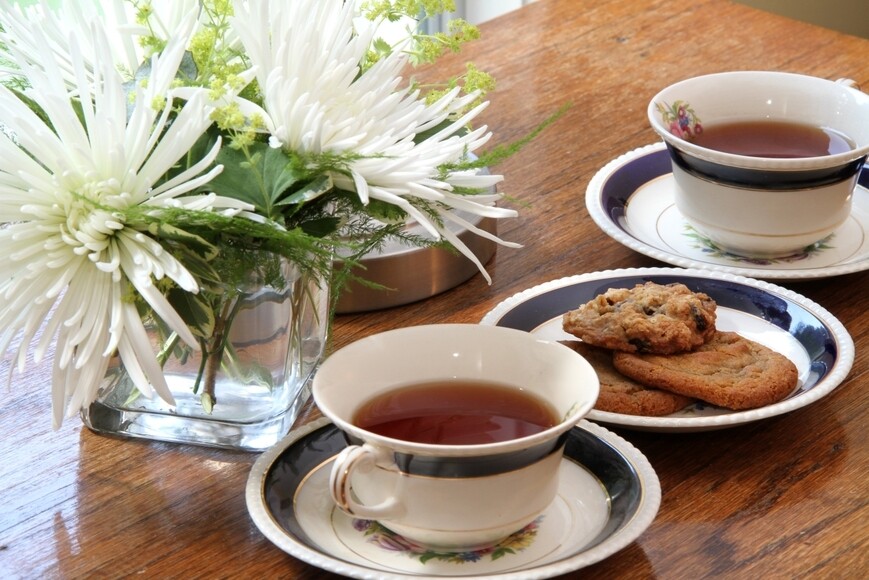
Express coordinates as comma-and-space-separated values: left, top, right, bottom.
562, 282, 717, 354
612, 331, 798, 410
561, 340, 695, 416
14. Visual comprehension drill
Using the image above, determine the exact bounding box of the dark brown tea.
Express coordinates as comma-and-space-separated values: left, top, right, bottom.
692, 120, 854, 158
353, 380, 559, 445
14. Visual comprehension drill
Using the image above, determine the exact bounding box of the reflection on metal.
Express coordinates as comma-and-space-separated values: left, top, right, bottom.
334, 214, 497, 313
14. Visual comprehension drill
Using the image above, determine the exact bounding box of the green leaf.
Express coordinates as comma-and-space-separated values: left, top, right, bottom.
262, 147, 305, 207
413, 119, 465, 143
177, 51, 199, 82
201, 143, 263, 202
298, 216, 341, 237
276, 174, 333, 207
168, 287, 216, 339
219, 352, 275, 390
147, 222, 218, 258
185, 127, 223, 171
205, 141, 303, 219
365, 198, 409, 222
9, 88, 53, 129
173, 246, 223, 292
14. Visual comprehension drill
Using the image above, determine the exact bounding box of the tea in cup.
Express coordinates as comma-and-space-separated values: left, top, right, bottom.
311, 323, 599, 551
647, 71, 869, 257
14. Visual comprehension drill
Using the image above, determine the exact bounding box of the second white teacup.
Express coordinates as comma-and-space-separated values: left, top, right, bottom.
312, 323, 599, 551
648, 71, 869, 257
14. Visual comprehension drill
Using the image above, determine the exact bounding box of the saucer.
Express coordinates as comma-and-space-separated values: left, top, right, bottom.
586, 143, 869, 280
480, 267, 855, 432
246, 418, 661, 579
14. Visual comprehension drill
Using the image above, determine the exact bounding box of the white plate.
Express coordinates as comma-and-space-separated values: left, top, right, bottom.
586, 143, 869, 280
480, 268, 854, 432
246, 417, 661, 579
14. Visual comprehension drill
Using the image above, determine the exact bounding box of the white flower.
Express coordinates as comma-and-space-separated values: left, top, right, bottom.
0, 0, 201, 84
230, 0, 519, 282
0, 8, 237, 428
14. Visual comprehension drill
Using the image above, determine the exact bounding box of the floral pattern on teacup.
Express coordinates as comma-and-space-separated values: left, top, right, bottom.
353, 516, 543, 564
683, 225, 834, 264
657, 100, 703, 140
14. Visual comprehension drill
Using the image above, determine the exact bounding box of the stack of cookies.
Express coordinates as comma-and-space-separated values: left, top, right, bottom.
561, 282, 798, 416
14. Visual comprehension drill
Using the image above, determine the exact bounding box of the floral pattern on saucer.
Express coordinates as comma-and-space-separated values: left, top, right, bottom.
246, 418, 661, 579
353, 517, 543, 564
682, 225, 835, 265
584, 142, 869, 280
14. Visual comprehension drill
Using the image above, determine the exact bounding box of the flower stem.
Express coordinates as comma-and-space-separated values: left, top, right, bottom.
200, 299, 230, 410
200, 291, 247, 413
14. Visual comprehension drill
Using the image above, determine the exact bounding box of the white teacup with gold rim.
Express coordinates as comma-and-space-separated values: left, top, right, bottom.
312, 323, 599, 552
648, 71, 869, 257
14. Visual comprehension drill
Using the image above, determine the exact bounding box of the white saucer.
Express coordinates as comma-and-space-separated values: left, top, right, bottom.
246, 417, 661, 579
480, 268, 855, 432
586, 143, 869, 280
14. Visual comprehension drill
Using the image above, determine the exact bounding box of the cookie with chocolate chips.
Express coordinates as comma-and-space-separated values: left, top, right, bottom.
612, 330, 798, 410
561, 340, 696, 416
562, 282, 717, 354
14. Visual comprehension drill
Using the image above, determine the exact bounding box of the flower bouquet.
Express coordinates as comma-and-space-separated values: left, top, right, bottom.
0, 0, 544, 448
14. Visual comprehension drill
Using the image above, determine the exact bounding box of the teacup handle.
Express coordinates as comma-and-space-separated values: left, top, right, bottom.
328, 444, 405, 520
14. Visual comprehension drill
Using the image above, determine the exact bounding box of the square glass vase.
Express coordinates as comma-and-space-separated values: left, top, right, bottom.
81, 258, 329, 451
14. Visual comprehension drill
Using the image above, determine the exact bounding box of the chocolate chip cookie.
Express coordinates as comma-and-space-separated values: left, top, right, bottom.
562, 282, 717, 354
561, 340, 695, 416
612, 331, 798, 410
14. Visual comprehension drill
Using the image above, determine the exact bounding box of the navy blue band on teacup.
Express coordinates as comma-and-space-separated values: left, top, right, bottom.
343, 432, 569, 478
666, 143, 867, 190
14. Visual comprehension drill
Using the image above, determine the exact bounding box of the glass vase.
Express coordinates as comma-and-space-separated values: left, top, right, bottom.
81, 257, 329, 451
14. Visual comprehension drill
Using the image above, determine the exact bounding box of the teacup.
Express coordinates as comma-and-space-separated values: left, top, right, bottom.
312, 323, 599, 551
647, 71, 869, 257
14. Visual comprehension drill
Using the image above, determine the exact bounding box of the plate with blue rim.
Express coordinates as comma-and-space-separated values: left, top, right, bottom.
246, 417, 661, 579
585, 142, 869, 280
480, 267, 854, 432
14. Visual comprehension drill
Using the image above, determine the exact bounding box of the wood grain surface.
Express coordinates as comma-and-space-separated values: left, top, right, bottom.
1, 1, 867, 578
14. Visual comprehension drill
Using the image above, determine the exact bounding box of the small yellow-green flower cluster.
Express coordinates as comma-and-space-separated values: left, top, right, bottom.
414, 18, 480, 64
190, 0, 246, 88
133, 0, 492, 131
131, 0, 166, 56
134, 1, 242, 91
134, 0, 264, 148
212, 101, 268, 150
358, 0, 493, 111
361, 0, 456, 22
424, 62, 495, 109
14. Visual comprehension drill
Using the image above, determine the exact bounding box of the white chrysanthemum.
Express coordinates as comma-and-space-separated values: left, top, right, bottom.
230, 0, 519, 282
0, 9, 240, 428
0, 0, 201, 84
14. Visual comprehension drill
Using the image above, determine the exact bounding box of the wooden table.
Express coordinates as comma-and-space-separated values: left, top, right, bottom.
2, 0, 867, 578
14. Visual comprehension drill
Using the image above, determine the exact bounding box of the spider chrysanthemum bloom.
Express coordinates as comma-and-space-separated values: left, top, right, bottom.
230, 0, 519, 281
0, 0, 200, 85
0, 11, 239, 428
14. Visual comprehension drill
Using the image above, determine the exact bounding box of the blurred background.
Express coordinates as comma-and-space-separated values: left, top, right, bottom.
7, 1, 868, 39
430, 0, 869, 39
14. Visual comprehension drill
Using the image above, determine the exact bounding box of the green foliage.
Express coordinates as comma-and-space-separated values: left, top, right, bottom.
420, 62, 496, 111
411, 18, 479, 65
168, 286, 216, 339
440, 103, 571, 175
6, 87, 51, 127
357, 0, 490, 112
10, 0, 557, 404
205, 139, 305, 220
